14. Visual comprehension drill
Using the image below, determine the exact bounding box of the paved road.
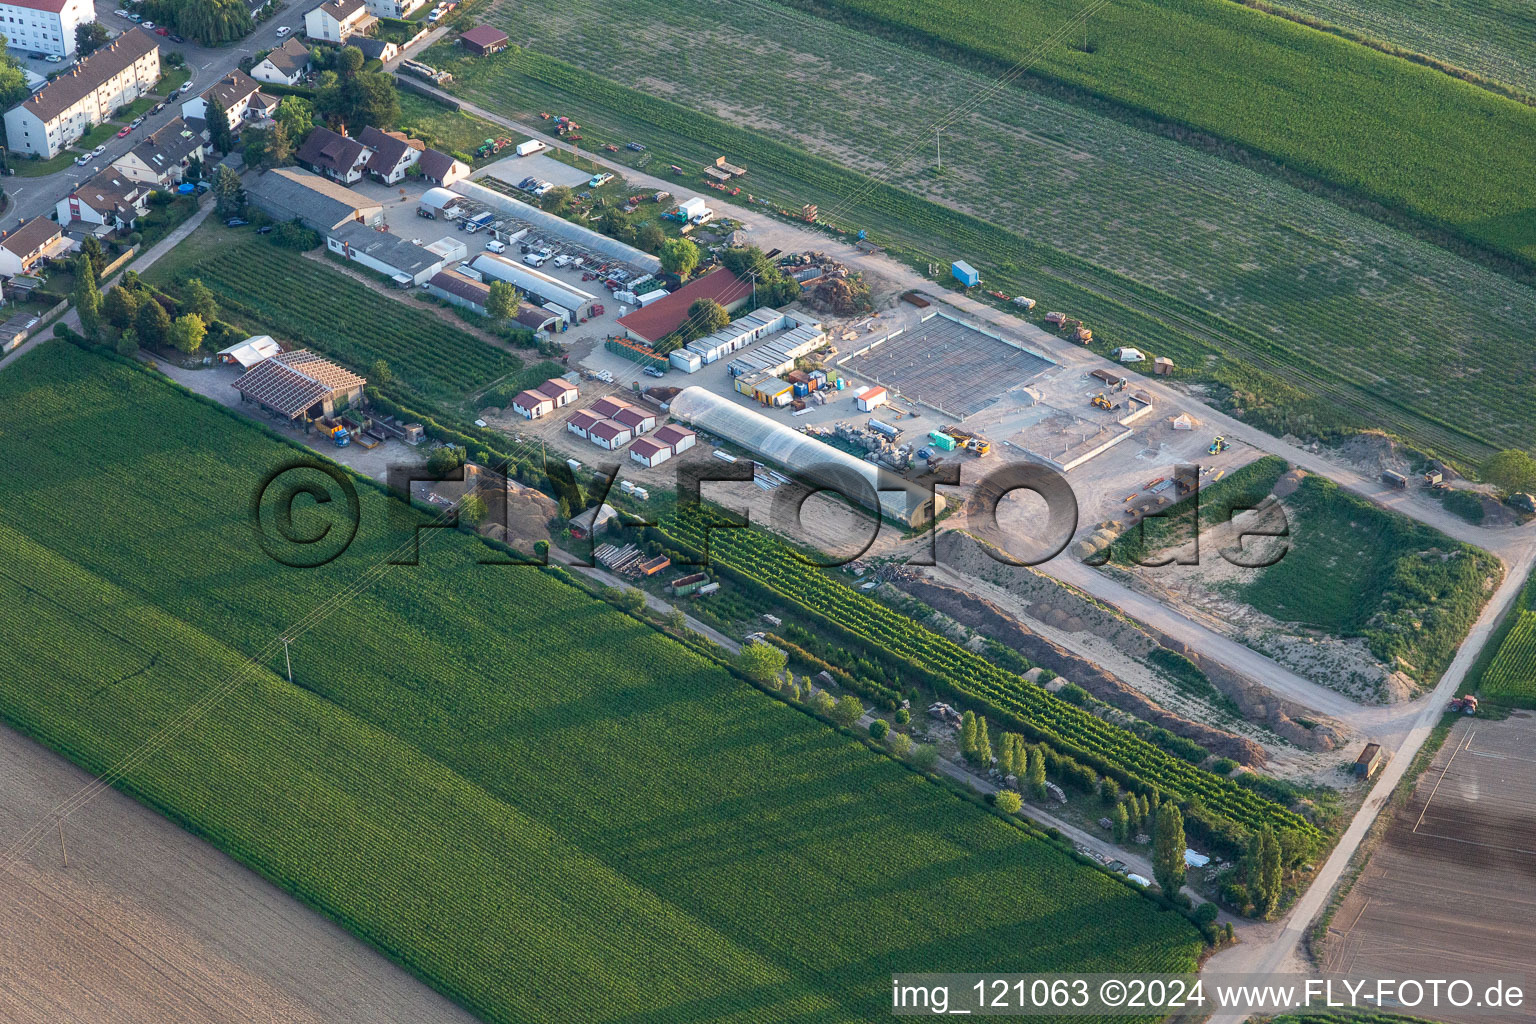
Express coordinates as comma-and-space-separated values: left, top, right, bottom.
1203, 536, 1536, 1018
4, 4, 303, 228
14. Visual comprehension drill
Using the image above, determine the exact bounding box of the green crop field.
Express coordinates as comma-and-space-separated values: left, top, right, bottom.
0, 343, 1202, 1023
652, 507, 1321, 854
805, 0, 1536, 262
1481, 612, 1536, 707
429, 0, 1536, 466
1270, 0, 1536, 97
146, 228, 525, 408
1109, 457, 1500, 688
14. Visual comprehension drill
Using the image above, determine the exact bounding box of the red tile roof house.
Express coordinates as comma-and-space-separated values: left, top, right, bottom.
629, 436, 672, 468
653, 423, 697, 454
589, 395, 632, 420
511, 389, 554, 419
613, 406, 656, 435
566, 408, 604, 439
535, 377, 579, 408
587, 419, 633, 450
615, 267, 753, 346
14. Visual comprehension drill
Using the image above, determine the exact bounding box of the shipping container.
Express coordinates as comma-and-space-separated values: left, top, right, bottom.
928, 431, 957, 451
951, 260, 979, 287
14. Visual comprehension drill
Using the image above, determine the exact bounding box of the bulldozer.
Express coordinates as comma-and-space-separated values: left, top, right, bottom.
1208, 435, 1229, 455
1091, 393, 1113, 411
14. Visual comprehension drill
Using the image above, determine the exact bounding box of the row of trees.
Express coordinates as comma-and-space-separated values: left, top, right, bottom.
141, 0, 252, 45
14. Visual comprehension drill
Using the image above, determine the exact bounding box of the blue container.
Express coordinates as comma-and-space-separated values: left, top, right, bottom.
951, 260, 979, 287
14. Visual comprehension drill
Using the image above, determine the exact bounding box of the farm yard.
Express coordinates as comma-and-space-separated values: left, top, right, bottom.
432, 0, 1536, 467
0, 344, 1205, 1024
1272, 0, 1536, 97
145, 228, 537, 411
1476, 571, 1536, 708
1103, 458, 1501, 701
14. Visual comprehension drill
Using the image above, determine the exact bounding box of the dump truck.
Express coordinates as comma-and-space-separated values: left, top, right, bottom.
315, 417, 350, 447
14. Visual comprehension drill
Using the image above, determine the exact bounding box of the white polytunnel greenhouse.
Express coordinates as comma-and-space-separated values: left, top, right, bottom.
667, 387, 944, 528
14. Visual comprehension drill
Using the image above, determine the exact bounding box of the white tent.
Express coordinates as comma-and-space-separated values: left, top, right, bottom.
1172, 412, 1198, 430
217, 335, 282, 368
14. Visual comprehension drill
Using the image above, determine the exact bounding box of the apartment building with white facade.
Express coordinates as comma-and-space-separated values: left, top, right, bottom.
3, 27, 159, 157
0, 0, 95, 58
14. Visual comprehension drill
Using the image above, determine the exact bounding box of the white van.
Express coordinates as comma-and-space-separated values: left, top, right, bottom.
485, 239, 506, 253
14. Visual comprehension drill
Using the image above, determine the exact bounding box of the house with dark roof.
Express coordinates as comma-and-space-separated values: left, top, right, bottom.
296, 125, 372, 184
325, 222, 447, 286
616, 267, 753, 346
351, 36, 397, 63
357, 126, 422, 184
250, 37, 311, 87
304, 0, 375, 43
425, 268, 490, 313
459, 25, 509, 56
3, 28, 160, 158
417, 147, 469, 187
112, 116, 211, 187
231, 349, 367, 420
182, 70, 277, 133
55, 169, 152, 231
0, 217, 70, 277
244, 166, 384, 232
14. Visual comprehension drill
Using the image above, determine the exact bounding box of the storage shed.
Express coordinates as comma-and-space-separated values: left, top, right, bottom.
459, 25, 509, 55
951, 260, 978, 287
856, 385, 887, 412
629, 436, 672, 468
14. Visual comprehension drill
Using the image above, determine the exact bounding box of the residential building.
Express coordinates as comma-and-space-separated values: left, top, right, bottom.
590, 396, 632, 420
182, 69, 276, 133
615, 266, 752, 346
249, 37, 311, 86
534, 377, 579, 409
629, 437, 672, 468
613, 406, 655, 435
303, 0, 374, 43
244, 166, 384, 232
350, 36, 396, 63
363, 0, 424, 17
4, 28, 160, 158
587, 419, 632, 451
295, 124, 371, 184
56, 168, 151, 230
458, 25, 508, 56
0, 0, 95, 58
653, 423, 697, 455
231, 349, 367, 421
112, 116, 210, 187
566, 409, 602, 440
0, 217, 70, 276
510, 389, 554, 420
416, 147, 468, 187
357, 125, 421, 184
325, 222, 446, 286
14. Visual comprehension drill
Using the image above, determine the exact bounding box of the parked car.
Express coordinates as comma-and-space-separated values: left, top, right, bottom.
256, 225, 273, 235
225, 218, 249, 227
141, 21, 154, 29
169, 33, 184, 43
44, 54, 62, 63
154, 26, 168, 36
552, 254, 573, 268
151, 102, 165, 114
116, 126, 132, 137
643, 366, 665, 378
532, 181, 553, 196
92, 144, 106, 156
128, 13, 141, 21
27, 52, 45, 60
112, 9, 129, 17
523, 253, 545, 267
179, 82, 194, 95
75, 154, 92, 166
130, 117, 144, 128
275, 26, 291, 37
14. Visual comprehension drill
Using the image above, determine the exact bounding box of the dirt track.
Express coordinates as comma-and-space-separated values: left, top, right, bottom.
0, 726, 478, 1024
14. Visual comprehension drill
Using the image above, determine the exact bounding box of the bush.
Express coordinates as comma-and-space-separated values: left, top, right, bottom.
868, 719, 889, 741
1193, 902, 1219, 926
894, 707, 910, 725
1211, 757, 1238, 776
995, 790, 1022, 814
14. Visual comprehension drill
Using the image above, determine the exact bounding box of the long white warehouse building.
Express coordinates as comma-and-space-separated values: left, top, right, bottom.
468, 253, 597, 319
667, 386, 942, 528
